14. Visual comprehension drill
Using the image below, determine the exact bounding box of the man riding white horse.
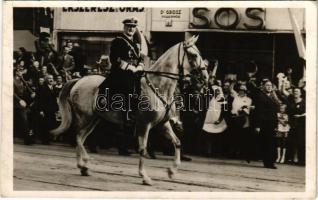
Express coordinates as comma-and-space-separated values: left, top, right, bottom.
96, 17, 145, 154
97, 17, 144, 115
52, 29, 209, 185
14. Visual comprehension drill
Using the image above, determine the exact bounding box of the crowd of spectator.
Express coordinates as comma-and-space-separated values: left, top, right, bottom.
13, 35, 306, 168
180, 60, 306, 167
13, 36, 110, 146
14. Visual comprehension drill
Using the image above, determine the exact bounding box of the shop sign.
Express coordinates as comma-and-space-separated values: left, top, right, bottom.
55, 7, 147, 31
190, 8, 265, 30
158, 9, 184, 19
190, 8, 305, 31
62, 7, 145, 12
151, 8, 189, 31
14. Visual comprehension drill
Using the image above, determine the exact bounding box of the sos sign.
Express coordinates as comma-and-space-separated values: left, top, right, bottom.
190, 8, 265, 30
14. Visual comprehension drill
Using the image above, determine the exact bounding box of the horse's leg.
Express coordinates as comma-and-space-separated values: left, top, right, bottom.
76, 118, 100, 176
76, 132, 86, 174
81, 118, 101, 169
162, 121, 181, 179
136, 123, 152, 185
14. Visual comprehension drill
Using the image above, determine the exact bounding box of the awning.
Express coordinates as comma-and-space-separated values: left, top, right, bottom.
14, 30, 37, 52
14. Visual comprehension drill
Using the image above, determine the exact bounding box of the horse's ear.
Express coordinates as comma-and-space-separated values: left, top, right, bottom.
184, 35, 198, 47
193, 35, 199, 43
186, 35, 196, 42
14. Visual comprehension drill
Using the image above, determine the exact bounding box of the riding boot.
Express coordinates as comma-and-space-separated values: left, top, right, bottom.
117, 112, 133, 156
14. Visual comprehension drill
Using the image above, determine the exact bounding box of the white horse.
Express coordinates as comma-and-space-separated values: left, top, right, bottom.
51, 35, 208, 185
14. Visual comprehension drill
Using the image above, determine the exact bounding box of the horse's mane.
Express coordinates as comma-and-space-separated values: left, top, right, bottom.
149, 43, 180, 71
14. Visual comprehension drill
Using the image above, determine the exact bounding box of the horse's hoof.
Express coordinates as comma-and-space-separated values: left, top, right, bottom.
80, 167, 90, 176
167, 168, 176, 179
142, 179, 153, 186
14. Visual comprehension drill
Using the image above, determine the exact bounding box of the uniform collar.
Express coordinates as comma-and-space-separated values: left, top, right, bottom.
123, 33, 133, 41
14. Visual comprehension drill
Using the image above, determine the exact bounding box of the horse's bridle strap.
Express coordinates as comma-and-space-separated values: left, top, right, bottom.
141, 42, 206, 80
141, 42, 205, 118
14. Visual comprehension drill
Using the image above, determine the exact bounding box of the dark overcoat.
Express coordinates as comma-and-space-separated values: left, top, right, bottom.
99, 34, 142, 109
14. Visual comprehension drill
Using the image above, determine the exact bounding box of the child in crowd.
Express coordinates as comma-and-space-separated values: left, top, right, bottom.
275, 104, 290, 163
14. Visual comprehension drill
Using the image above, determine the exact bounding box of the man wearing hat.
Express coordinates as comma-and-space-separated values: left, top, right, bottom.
34, 32, 55, 66
97, 17, 144, 155
99, 16, 144, 111
253, 80, 280, 169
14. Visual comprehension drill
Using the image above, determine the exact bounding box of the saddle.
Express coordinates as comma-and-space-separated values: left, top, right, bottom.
94, 86, 136, 129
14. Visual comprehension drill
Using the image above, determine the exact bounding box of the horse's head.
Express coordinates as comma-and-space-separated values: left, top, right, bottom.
182, 35, 209, 86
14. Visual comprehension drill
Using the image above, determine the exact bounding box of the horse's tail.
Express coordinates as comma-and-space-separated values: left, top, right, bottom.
51, 79, 79, 136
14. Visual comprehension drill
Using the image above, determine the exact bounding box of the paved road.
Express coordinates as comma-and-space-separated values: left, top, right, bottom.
14, 143, 305, 191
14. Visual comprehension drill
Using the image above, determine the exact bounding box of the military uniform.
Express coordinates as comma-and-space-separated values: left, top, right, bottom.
97, 17, 143, 155
107, 33, 142, 98
98, 26, 143, 114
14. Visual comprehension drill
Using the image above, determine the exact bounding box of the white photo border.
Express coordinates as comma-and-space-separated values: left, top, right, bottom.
1, 1, 316, 199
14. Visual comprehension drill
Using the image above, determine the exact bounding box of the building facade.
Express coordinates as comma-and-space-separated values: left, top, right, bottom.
14, 7, 305, 81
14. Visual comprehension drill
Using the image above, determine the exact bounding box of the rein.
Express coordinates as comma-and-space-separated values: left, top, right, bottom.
142, 70, 186, 80
142, 43, 206, 81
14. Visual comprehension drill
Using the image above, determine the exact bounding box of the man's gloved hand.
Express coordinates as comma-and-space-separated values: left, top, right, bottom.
126, 64, 137, 73
135, 63, 144, 72
126, 63, 144, 73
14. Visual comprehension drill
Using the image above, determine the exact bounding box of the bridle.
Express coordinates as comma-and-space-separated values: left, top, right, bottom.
142, 42, 207, 116
178, 41, 207, 92
143, 42, 207, 80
